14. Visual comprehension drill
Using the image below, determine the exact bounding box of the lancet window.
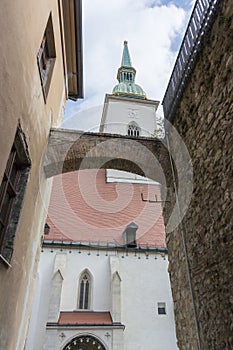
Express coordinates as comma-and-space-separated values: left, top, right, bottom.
78, 270, 91, 309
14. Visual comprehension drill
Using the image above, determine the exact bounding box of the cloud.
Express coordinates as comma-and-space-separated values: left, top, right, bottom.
64, 0, 193, 130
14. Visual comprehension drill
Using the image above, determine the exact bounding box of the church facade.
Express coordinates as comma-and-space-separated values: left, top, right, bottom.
26, 42, 178, 350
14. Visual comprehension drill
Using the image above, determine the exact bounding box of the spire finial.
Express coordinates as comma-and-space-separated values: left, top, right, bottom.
121, 40, 132, 67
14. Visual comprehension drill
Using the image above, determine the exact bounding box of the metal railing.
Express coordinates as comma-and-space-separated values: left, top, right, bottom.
162, 0, 220, 121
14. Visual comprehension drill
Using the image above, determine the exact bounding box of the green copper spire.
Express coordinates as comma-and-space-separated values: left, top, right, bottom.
121, 40, 132, 67
112, 41, 146, 100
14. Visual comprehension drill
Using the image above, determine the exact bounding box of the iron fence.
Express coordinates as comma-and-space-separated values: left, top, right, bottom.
162, 0, 220, 121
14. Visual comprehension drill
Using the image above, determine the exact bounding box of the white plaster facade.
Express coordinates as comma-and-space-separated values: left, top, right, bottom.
26, 247, 178, 350
100, 94, 159, 137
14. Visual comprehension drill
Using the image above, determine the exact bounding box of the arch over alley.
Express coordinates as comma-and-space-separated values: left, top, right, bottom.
43, 128, 170, 185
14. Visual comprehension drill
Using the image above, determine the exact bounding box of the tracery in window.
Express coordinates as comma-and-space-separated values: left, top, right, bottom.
128, 122, 140, 137
78, 270, 91, 309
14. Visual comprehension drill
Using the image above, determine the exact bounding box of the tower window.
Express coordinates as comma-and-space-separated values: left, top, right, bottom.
158, 302, 166, 315
78, 271, 91, 309
128, 122, 140, 137
0, 125, 31, 265
37, 13, 56, 102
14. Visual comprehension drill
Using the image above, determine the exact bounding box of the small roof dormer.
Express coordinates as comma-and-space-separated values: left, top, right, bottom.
123, 222, 138, 248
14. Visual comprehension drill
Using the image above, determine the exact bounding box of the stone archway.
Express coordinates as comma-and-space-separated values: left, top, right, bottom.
63, 335, 107, 350
43, 128, 169, 185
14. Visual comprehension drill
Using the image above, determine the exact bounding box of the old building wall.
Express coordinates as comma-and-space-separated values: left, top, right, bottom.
0, 1, 68, 349
163, 1, 233, 349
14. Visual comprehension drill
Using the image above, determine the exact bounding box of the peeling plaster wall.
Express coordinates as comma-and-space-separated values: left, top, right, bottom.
0, 1, 67, 349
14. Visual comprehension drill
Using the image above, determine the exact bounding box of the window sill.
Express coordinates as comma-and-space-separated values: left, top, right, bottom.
0, 254, 12, 268
75, 309, 93, 312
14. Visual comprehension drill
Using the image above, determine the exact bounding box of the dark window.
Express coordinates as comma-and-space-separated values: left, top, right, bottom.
124, 230, 137, 247
123, 222, 138, 248
44, 223, 50, 235
84, 280, 89, 309
0, 149, 20, 246
128, 122, 140, 137
79, 280, 84, 309
0, 125, 31, 265
78, 271, 91, 309
37, 13, 56, 101
158, 302, 166, 315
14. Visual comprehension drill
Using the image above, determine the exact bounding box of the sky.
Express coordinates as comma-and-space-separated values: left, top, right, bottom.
63, 0, 195, 131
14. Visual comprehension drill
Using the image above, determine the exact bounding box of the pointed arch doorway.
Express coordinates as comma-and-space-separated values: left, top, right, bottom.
63, 335, 107, 350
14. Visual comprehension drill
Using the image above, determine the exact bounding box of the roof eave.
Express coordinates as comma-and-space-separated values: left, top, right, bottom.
63, 0, 83, 101
73, 0, 83, 99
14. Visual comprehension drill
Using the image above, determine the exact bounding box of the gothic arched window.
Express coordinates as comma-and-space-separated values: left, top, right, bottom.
128, 122, 140, 137
78, 270, 91, 309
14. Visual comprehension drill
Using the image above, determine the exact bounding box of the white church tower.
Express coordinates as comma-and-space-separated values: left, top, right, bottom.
100, 40, 160, 184
100, 40, 159, 137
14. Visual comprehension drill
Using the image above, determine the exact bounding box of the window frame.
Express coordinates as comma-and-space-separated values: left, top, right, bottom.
0, 125, 31, 266
127, 122, 140, 137
0, 148, 20, 248
37, 13, 56, 102
157, 302, 166, 315
77, 270, 92, 310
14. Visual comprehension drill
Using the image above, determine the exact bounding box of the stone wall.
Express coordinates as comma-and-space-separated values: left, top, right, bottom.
163, 1, 233, 349
44, 129, 170, 184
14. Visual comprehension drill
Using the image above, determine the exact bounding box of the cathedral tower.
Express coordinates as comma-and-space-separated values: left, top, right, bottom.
100, 41, 159, 137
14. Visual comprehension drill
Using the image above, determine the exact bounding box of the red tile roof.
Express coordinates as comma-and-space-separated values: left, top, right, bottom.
45, 169, 166, 248
58, 311, 113, 325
